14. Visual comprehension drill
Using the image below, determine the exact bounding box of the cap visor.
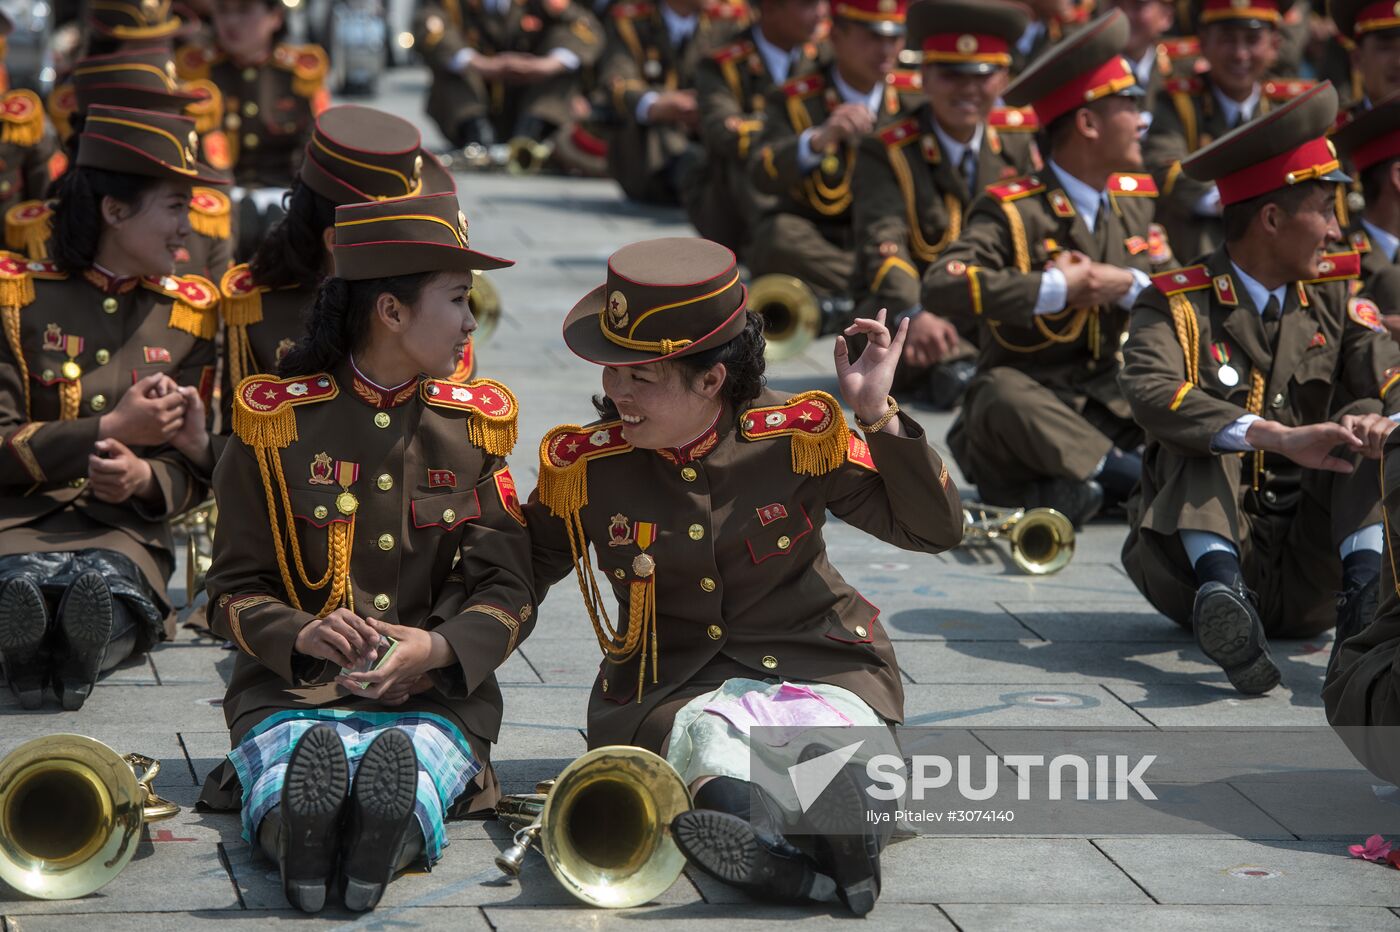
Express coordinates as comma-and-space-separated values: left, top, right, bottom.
930, 61, 1001, 76
1321, 168, 1353, 184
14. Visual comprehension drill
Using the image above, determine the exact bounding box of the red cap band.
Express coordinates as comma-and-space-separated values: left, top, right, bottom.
1351, 127, 1400, 172
921, 32, 1011, 65
1215, 136, 1341, 205
1030, 55, 1137, 125
1354, 0, 1400, 34
1198, 0, 1282, 25
833, 0, 907, 24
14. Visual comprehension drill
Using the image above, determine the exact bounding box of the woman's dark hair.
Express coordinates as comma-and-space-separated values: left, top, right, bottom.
592, 311, 767, 419
249, 182, 337, 290
49, 166, 164, 273
278, 271, 438, 377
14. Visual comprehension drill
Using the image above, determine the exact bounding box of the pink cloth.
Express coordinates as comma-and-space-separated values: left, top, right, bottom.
701, 682, 855, 745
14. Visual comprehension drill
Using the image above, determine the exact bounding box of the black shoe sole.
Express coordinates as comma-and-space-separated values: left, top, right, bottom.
673, 808, 826, 903
57, 572, 113, 711
0, 577, 48, 710
281, 724, 350, 913
342, 728, 418, 912
1194, 587, 1280, 696
797, 745, 881, 916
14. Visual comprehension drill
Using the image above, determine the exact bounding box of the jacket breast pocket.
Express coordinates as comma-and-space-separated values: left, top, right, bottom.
290, 487, 346, 528
1293, 344, 1338, 385
745, 504, 813, 564
411, 488, 482, 531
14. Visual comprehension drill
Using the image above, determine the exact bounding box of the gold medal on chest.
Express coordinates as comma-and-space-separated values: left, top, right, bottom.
336, 491, 359, 515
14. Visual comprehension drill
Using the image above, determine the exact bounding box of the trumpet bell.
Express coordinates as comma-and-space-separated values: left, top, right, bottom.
506, 137, 552, 175
748, 274, 820, 361
469, 270, 502, 344
1007, 508, 1075, 575
0, 735, 178, 900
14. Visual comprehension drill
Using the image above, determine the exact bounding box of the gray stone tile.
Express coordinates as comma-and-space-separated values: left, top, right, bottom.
1106, 681, 1329, 727
896, 638, 1225, 686
5, 908, 494, 930
901, 684, 1148, 726
0, 843, 236, 914
944, 904, 1400, 931
485, 903, 956, 929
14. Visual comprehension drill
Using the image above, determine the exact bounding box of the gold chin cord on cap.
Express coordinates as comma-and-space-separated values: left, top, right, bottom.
598, 272, 740, 355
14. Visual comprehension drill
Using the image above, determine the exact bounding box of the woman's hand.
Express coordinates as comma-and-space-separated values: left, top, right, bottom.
170, 385, 213, 469
380, 673, 435, 707
98, 373, 187, 447
335, 618, 456, 702
294, 608, 379, 668
87, 439, 158, 504
836, 308, 907, 436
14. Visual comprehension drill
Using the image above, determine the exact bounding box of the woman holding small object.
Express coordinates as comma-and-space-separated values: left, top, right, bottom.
525, 236, 965, 914
198, 190, 534, 914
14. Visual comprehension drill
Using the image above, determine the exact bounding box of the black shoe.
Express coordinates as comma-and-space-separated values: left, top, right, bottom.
671, 809, 832, 904
1026, 478, 1104, 528
55, 572, 113, 711
0, 576, 49, 709
795, 743, 883, 916
1193, 580, 1279, 695
926, 358, 976, 411
341, 728, 419, 912
280, 724, 350, 913
1331, 576, 1380, 671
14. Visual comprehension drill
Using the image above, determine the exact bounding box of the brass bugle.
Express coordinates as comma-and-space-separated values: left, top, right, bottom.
0, 734, 180, 900
494, 745, 691, 908
749, 274, 822, 361
181, 500, 217, 608
469, 270, 502, 344
961, 501, 1075, 575
505, 137, 553, 175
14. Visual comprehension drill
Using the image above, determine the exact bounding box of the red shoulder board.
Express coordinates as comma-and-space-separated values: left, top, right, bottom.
1164, 76, 1203, 96
1151, 265, 1212, 296
542, 421, 633, 469
886, 69, 921, 91
610, 2, 653, 17
22, 257, 64, 280
986, 176, 1044, 202
710, 41, 753, 64
274, 44, 330, 81
704, 0, 745, 19
1159, 36, 1199, 59
783, 74, 823, 98
0, 252, 30, 279
235, 373, 338, 417
190, 186, 230, 217
740, 391, 842, 440
421, 377, 518, 419
846, 434, 876, 471
220, 263, 262, 299
1308, 251, 1361, 283
878, 118, 919, 148
988, 106, 1038, 131
1351, 229, 1372, 253
143, 273, 219, 308
1263, 78, 1315, 100
1108, 173, 1158, 197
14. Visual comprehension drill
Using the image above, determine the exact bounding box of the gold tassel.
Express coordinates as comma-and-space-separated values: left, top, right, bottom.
537, 427, 590, 518
461, 377, 518, 456
232, 392, 300, 451
167, 299, 218, 340
220, 280, 264, 387
5, 205, 51, 260
183, 80, 224, 135
784, 391, 850, 477
2, 303, 31, 418
58, 380, 81, 421
189, 204, 231, 241
0, 270, 35, 310
0, 109, 43, 148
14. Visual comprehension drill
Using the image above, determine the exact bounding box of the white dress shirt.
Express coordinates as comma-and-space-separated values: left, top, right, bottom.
795, 67, 883, 172
1363, 219, 1400, 264
635, 3, 700, 123
753, 27, 801, 85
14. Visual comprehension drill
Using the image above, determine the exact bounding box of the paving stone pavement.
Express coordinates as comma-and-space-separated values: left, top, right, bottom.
3, 68, 1397, 930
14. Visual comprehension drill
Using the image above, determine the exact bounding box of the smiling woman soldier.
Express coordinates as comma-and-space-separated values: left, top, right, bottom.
197, 190, 535, 914
525, 236, 965, 915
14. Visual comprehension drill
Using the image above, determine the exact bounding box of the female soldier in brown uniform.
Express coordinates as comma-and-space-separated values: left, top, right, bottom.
198, 191, 535, 914
217, 104, 457, 431
0, 105, 223, 710
526, 237, 965, 914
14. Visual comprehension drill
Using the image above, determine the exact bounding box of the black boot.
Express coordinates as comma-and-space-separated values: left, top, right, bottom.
1193, 578, 1279, 695
1025, 477, 1104, 528
1331, 576, 1380, 673
794, 743, 886, 916
0, 575, 50, 709
671, 776, 833, 904
925, 358, 976, 411
341, 728, 420, 911
54, 571, 114, 711
274, 724, 351, 913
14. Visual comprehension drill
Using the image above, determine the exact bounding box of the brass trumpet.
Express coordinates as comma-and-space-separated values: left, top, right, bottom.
748, 274, 822, 361
495, 745, 692, 908
961, 501, 1075, 575
181, 501, 217, 608
505, 137, 553, 175
469, 270, 502, 344
0, 734, 179, 899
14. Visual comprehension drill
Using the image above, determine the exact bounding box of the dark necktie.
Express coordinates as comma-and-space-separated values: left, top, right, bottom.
1091, 196, 1109, 253
961, 149, 977, 200
1262, 294, 1281, 347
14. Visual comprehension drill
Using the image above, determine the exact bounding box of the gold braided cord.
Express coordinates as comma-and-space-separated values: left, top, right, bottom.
58, 380, 81, 421
251, 445, 354, 615
1000, 201, 1030, 274
889, 146, 961, 260
1168, 292, 1201, 385
1, 304, 30, 419
1246, 369, 1266, 492
270, 451, 338, 592
254, 446, 306, 610
1171, 92, 1198, 152
784, 93, 853, 215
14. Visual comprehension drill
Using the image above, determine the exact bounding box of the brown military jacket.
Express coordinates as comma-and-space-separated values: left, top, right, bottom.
1145, 75, 1314, 263
921, 169, 1166, 414
597, 0, 744, 201
413, 0, 605, 135
0, 254, 218, 636
1120, 248, 1400, 539
199, 363, 535, 814
1348, 225, 1400, 295
748, 65, 911, 236
175, 42, 330, 188
851, 102, 1041, 317
0, 90, 58, 214
525, 389, 964, 751
215, 264, 314, 434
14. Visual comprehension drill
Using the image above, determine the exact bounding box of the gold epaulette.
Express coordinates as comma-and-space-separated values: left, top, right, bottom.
219, 264, 265, 387
4, 200, 52, 260
0, 90, 44, 148
536, 420, 633, 518
189, 187, 231, 240
182, 79, 225, 135
985, 176, 1044, 202
740, 390, 850, 476
1306, 250, 1361, 284
143, 273, 220, 340
46, 84, 78, 142
174, 44, 219, 82
232, 372, 338, 449
420, 377, 520, 456
0, 251, 38, 307
1151, 265, 1211, 296
273, 44, 329, 98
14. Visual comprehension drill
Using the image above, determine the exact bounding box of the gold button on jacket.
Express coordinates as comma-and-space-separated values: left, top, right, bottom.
528, 389, 965, 752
